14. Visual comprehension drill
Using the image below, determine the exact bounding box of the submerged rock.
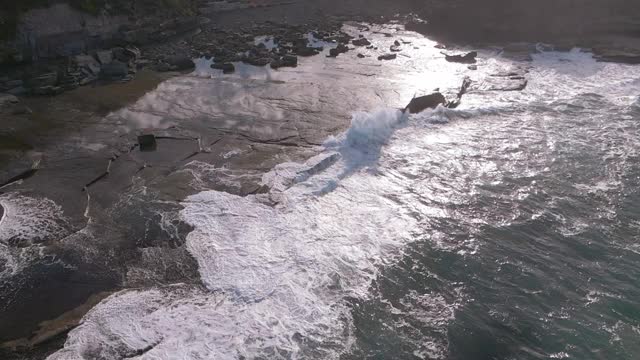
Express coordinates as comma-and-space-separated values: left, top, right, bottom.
480, 70, 529, 91
444, 51, 478, 64
404, 93, 447, 113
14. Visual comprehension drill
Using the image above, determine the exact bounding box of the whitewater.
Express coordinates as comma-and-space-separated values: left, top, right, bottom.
28, 25, 640, 360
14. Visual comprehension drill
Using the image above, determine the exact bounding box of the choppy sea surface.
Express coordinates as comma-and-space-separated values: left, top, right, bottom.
2, 25, 640, 359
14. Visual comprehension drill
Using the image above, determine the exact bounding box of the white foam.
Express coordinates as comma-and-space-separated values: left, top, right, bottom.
0, 193, 70, 245
49, 105, 445, 358
0, 193, 70, 278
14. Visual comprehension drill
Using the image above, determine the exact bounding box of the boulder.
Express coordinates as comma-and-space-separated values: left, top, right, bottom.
394, 40, 401, 46
95, 50, 113, 65
166, 55, 196, 71
211, 62, 236, 73
390, 45, 402, 52
352, 38, 371, 46
404, 93, 447, 113
328, 44, 349, 58
74, 55, 101, 75
31, 86, 64, 96
100, 61, 129, 79
0, 93, 19, 107
155, 62, 172, 72
295, 46, 321, 57
270, 55, 298, 69
378, 53, 397, 61
444, 51, 478, 64
25, 72, 58, 90
245, 57, 271, 66
357, 53, 365, 58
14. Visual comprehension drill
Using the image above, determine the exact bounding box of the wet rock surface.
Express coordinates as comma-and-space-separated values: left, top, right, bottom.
404, 92, 446, 113
444, 51, 477, 64
378, 53, 397, 60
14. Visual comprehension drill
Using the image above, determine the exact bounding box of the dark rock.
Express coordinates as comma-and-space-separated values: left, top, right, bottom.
211, 62, 235, 74
445, 51, 478, 64
390, 45, 402, 52
5, 79, 23, 88
100, 61, 129, 79
378, 53, 397, 61
166, 55, 196, 71
112, 47, 141, 63
7, 86, 27, 96
357, 53, 365, 58
593, 48, 640, 64
328, 44, 349, 58
394, 40, 401, 46
295, 46, 321, 57
32, 86, 64, 96
138, 134, 157, 152
245, 57, 271, 66
95, 50, 113, 65
79, 75, 98, 85
74, 55, 101, 75
25, 72, 58, 89
352, 38, 371, 46
271, 55, 298, 69
404, 93, 447, 113
155, 62, 172, 72
0, 93, 19, 109
481, 71, 528, 91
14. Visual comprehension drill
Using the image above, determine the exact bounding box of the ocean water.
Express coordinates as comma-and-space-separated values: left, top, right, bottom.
3, 25, 640, 359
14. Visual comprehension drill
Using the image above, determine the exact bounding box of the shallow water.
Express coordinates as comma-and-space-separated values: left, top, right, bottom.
2, 24, 640, 359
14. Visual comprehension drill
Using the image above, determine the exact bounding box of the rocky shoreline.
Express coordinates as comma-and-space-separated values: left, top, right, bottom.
1, 1, 639, 359
2, 0, 640, 99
